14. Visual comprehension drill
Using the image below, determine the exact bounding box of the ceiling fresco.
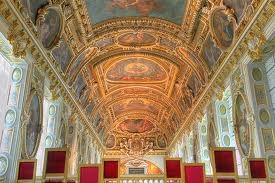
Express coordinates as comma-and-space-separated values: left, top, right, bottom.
93, 54, 179, 96
13, 0, 259, 154
105, 57, 167, 83
117, 32, 157, 46
85, 0, 187, 25
117, 119, 155, 133
113, 99, 159, 116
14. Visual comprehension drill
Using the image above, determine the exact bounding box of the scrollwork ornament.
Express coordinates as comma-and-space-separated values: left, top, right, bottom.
246, 33, 267, 61
7, 21, 30, 58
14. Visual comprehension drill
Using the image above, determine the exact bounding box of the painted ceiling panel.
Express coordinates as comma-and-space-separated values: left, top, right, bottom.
106, 57, 167, 83
117, 119, 155, 133
113, 99, 159, 116
85, 0, 187, 25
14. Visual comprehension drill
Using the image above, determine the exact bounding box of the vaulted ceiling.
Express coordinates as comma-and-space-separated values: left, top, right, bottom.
16, 0, 255, 151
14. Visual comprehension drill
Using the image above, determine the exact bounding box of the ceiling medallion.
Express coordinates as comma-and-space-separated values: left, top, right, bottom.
119, 134, 153, 158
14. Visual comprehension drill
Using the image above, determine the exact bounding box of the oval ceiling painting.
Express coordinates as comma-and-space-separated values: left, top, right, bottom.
117, 32, 156, 46
37, 6, 63, 49
85, 0, 187, 25
118, 119, 154, 133
210, 7, 235, 50
106, 57, 167, 83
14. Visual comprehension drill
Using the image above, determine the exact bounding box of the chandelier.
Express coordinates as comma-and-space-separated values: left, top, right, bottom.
119, 135, 154, 157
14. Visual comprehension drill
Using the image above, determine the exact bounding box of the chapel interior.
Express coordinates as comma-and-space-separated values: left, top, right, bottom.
0, 0, 274, 183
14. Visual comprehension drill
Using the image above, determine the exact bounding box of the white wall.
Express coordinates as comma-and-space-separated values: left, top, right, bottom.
265, 52, 275, 115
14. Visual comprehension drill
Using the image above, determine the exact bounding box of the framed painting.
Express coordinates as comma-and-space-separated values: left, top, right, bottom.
233, 92, 252, 157
67, 47, 97, 83
157, 135, 167, 149
85, 0, 188, 25
200, 35, 222, 70
117, 32, 157, 47
59, 122, 66, 147
105, 134, 116, 149
22, 89, 43, 158
52, 40, 73, 72
209, 6, 236, 50
261, 128, 275, 151
36, 5, 63, 49
208, 121, 217, 149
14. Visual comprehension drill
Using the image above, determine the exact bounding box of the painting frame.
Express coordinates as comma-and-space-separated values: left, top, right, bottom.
232, 91, 253, 158
116, 31, 157, 47
261, 128, 275, 152
105, 134, 116, 149
21, 89, 43, 159
157, 135, 167, 149
207, 120, 217, 150
199, 34, 222, 70
209, 6, 236, 51
84, 0, 191, 25
36, 5, 64, 50
58, 122, 67, 148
